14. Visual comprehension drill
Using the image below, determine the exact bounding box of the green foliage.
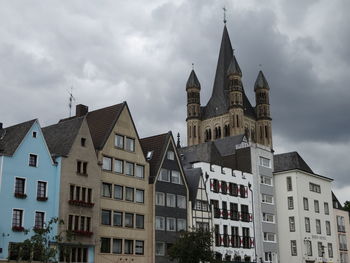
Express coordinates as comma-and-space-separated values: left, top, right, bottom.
344, 201, 350, 211
168, 229, 217, 263
9, 217, 70, 263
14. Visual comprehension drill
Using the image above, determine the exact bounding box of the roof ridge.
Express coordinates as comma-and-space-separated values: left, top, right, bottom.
141, 132, 169, 141
2, 119, 37, 130
43, 116, 85, 129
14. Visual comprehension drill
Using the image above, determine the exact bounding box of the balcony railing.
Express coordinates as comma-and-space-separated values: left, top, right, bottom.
214, 208, 252, 222
68, 200, 94, 208
215, 234, 255, 249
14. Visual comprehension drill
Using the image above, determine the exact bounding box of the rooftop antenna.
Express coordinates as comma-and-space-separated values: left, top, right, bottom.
223, 6, 227, 24
192, 63, 194, 70
67, 86, 76, 117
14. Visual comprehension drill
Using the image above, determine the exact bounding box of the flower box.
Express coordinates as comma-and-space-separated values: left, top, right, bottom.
12, 226, 25, 232
37, 196, 48, 201
14, 193, 27, 199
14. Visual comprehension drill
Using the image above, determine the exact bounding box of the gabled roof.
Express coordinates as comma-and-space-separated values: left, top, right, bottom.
184, 167, 202, 207
186, 70, 201, 90
0, 119, 36, 156
43, 117, 84, 157
140, 132, 169, 184
201, 26, 256, 120
332, 192, 344, 210
213, 134, 246, 156
274, 151, 314, 174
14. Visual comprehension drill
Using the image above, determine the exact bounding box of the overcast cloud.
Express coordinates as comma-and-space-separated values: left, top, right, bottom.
0, 0, 349, 202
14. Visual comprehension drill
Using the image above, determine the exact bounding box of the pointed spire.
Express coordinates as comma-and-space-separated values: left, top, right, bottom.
227, 55, 242, 76
186, 69, 201, 90
254, 70, 270, 91
176, 132, 181, 148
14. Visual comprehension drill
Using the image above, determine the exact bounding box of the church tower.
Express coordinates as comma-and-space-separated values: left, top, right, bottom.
186, 69, 201, 146
255, 71, 272, 147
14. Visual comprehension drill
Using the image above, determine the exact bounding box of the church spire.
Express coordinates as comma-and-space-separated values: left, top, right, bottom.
227, 55, 242, 77
254, 70, 270, 91
186, 69, 201, 90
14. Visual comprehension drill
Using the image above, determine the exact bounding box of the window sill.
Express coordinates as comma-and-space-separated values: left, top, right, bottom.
37, 197, 48, 201
68, 200, 95, 208
12, 226, 25, 232
14, 193, 27, 199
76, 172, 88, 177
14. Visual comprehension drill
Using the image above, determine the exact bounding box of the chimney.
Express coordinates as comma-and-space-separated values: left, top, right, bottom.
76, 104, 89, 117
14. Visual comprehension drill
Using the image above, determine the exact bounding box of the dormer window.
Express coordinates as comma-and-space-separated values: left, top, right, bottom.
167, 151, 174, 160
32, 132, 37, 138
81, 138, 86, 147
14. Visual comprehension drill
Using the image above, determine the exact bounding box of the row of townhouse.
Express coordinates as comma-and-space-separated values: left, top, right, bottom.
0, 103, 190, 263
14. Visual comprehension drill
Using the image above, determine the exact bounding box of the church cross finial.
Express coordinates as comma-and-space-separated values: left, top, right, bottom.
223, 6, 227, 24
192, 63, 194, 70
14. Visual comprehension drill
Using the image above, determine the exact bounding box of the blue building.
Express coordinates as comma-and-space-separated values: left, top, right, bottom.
0, 119, 60, 260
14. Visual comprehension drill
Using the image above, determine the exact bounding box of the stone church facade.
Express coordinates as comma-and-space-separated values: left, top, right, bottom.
186, 25, 272, 149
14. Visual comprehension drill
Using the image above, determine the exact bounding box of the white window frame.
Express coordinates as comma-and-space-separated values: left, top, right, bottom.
36, 180, 48, 198
28, 153, 38, 167
167, 150, 175, 160
12, 208, 24, 228
262, 213, 275, 223
259, 157, 270, 168
166, 193, 176, 207
167, 217, 176, 231
114, 159, 123, 174
102, 156, 112, 171
135, 189, 144, 203
14, 176, 27, 195
155, 216, 165, 230
156, 192, 165, 206
260, 175, 273, 186
262, 194, 274, 204
34, 210, 46, 229
156, 242, 165, 256
159, 169, 170, 182
177, 218, 186, 231
177, 195, 186, 209
135, 165, 144, 179
171, 170, 182, 184
263, 232, 276, 242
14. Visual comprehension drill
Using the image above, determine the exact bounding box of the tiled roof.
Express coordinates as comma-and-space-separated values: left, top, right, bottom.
274, 151, 314, 174
184, 167, 202, 207
0, 119, 36, 156
43, 117, 84, 157
140, 132, 169, 183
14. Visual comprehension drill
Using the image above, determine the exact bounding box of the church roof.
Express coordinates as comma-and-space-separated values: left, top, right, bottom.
186, 70, 201, 90
227, 55, 242, 76
254, 70, 270, 90
201, 25, 256, 120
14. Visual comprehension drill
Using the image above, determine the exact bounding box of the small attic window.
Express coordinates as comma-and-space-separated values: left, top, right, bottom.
81, 138, 86, 147
32, 132, 37, 138
146, 151, 153, 161
167, 151, 174, 160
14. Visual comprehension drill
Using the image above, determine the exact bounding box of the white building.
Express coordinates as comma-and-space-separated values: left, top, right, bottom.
274, 152, 338, 263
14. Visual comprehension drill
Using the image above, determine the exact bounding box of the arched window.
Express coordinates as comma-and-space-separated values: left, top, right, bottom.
218, 127, 221, 138
260, 126, 263, 139
188, 125, 191, 138
209, 129, 212, 140
193, 125, 196, 138
251, 128, 255, 142
224, 124, 230, 137
265, 126, 269, 139
236, 115, 239, 127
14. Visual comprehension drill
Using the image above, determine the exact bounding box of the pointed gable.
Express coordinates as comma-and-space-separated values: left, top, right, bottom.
184, 167, 202, 207
0, 119, 36, 156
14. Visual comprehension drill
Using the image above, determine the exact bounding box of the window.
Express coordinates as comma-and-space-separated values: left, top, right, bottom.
305, 240, 312, 256
286, 177, 292, 191
135, 165, 144, 178
34, 212, 44, 229
114, 159, 123, 173
337, 216, 346, 232
167, 150, 175, 160
177, 195, 186, 209
303, 197, 309, 210
159, 169, 170, 182
102, 210, 111, 225
324, 202, 329, 215
262, 194, 273, 204
32, 131, 37, 138
316, 219, 321, 234
326, 221, 331, 235
37, 181, 47, 199
213, 179, 220, 193
124, 240, 133, 254
288, 196, 294, 209
167, 218, 176, 231
102, 157, 112, 171
339, 234, 348, 250
87, 189, 92, 203
305, 217, 311, 232
291, 240, 297, 256
177, 219, 186, 231
167, 193, 176, 207
100, 238, 111, 253
125, 213, 134, 228
112, 239, 122, 254
259, 157, 270, 167
81, 138, 86, 147
328, 243, 333, 258
264, 232, 276, 242
136, 214, 144, 229
263, 213, 275, 223
156, 192, 165, 206
135, 240, 144, 255
125, 162, 134, 176
125, 137, 135, 152
156, 216, 165, 230
156, 242, 165, 256
115, 134, 124, 149
76, 161, 87, 174
265, 252, 272, 263
114, 185, 123, 200
102, 183, 112, 198
29, 154, 38, 167
15, 178, 25, 195
221, 181, 228, 194
261, 176, 272, 186
196, 222, 209, 231
196, 201, 208, 211
318, 242, 323, 257
289, 217, 295, 232
113, 211, 122, 227
12, 209, 23, 228
136, 189, 144, 203
240, 185, 247, 198
125, 187, 134, 202
310, 182, 321, 193
314, 200, 320, 213
171, 170, 181, 184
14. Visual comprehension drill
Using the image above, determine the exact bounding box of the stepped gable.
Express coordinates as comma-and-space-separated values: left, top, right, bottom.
0, 119, 36, 156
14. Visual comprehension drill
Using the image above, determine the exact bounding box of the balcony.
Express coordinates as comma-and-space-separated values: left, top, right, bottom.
241, 212, 252, 222
222, 209, 228, 219
223, 234, 230, 247
68, 200, 94, 208
214, 208, 221, 218
215, 234, 255, 249
14, 192, 27, 199
231, 235, 241, 248
230, 210, 239, 221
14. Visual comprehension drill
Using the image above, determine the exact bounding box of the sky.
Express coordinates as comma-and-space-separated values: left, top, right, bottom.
0, 1, 349, 202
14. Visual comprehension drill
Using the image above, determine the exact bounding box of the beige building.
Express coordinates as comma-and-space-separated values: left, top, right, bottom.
185, 25, 272, 148
43, 116, 101, 262
332, 193, 350, 263
69, 103, 153, 263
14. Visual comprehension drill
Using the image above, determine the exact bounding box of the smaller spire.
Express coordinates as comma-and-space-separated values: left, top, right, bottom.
254, 70, 270, 90
227, 55, 242, 76
186, 69, 201, 90
176, 132, 181, 148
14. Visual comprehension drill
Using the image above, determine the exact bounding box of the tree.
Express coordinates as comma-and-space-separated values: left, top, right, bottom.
9, 218, 72, 263
344, 201, 350, 211
168, 229, 217, 263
